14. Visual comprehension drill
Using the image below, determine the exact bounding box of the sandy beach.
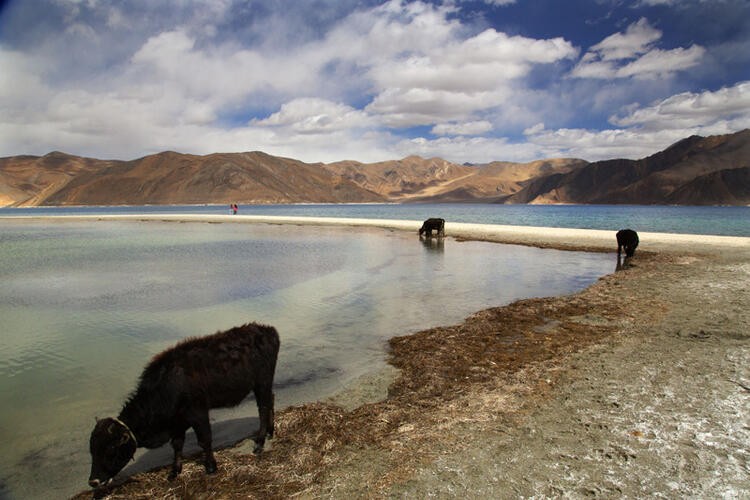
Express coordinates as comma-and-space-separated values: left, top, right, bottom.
22, 215, 744, 499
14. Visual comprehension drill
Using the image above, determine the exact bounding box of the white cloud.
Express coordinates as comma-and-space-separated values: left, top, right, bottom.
366, 28, 576, 126
252, 98, 372, 134
592, 18, 661, 61
615, 45, 706, 79
570, 18, 704, 80
473, 0, 516, 5
396, 135, 542, 163
523, 127, 680, 161
367, 87, 512, 127
0, 48, 49, 119
523, 83, 750, 162
432, 120, 494, 136
610, 80, 750, 130
635, 0, 673, 4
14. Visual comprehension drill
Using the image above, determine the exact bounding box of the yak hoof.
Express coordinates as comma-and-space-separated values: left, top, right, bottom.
168, 464, 182, 481
205, 460, 218, 474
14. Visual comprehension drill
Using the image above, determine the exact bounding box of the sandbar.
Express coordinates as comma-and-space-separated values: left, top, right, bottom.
5, 213, 749, 255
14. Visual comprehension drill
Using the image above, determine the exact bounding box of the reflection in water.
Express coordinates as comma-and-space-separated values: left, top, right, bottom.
419, 235, 445, 252
0, 220, 613, 499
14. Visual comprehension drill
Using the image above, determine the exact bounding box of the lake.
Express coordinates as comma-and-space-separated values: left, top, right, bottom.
0, 216, 622, 498
2, 203, 749, 236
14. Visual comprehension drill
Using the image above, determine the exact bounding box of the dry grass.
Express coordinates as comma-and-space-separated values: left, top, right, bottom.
73, 253, 669, 500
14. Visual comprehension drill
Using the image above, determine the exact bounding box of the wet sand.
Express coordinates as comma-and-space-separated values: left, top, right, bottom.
22, 215, 745, 499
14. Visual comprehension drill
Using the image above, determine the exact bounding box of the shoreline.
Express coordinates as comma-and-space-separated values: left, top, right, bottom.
4, 214, 749, 255
9, 215, 744, 498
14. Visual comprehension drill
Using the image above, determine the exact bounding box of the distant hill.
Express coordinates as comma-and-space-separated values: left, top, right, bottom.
503, 129, 750, 205
0, 151, 384, 206
323, 156, 477, 200
1, 129, 748, 207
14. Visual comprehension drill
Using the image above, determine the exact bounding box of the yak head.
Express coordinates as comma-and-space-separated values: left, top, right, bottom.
88, 417, 137, 489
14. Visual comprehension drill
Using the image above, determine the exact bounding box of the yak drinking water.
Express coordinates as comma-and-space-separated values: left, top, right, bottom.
616, 229, 639, 258
88, 322, 280, 488
419, 218, 445, 238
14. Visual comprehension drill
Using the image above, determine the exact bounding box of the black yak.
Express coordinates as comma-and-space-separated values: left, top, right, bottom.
616, 229, 639, 258
88, 322, 279, 488
419, 218, 445, 237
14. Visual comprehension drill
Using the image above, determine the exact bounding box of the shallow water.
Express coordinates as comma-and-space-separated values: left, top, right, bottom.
2, 203, 749, 236
0, 220, 612, 499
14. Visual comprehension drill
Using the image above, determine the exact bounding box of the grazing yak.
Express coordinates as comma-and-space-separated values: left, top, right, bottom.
88, 322, 280, 489
616, 229, 639, 258
419, 218, 445, 238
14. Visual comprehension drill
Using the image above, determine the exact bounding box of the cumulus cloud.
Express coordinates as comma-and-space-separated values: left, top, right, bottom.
522, 126, 675, 161
366, 28, 576, 125
252, 98, 372, 134
396, 135, 542, 164
610, 80, 750, 130
570, 18, 704, 80
432, 120, 494, 136
521, 82, 750, 161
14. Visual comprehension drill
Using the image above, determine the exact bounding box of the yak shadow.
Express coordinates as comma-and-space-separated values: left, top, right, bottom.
0, 479, 9, 500
121, 416, 260, 477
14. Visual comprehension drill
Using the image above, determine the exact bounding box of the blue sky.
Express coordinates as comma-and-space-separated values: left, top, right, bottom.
1, 0, 749, 163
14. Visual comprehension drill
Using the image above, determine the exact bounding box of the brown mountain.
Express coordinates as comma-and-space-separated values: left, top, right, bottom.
408, 158, 588, 202
0, 151, 114, 206
505, 129, 750, 205
1, 151, 385, 206
665, 166, 750, 205
1, 129, 748, 207
322, 156, 476, 200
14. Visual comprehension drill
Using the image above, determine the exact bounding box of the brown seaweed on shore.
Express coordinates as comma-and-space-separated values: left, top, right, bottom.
72, 253, 667, 500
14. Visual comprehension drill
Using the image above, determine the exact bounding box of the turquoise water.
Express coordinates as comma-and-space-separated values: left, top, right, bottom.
2, 203, 749, 236
0, 218, 624, 498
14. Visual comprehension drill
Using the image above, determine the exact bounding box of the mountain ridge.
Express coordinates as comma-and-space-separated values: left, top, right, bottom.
1, 129, 748, 207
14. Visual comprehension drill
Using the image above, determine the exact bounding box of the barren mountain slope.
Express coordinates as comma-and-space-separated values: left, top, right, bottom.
0, 152, 111, 206
409, 158, 588, 202
40, 151, 385, 205
2, 129, 749, 207
507, 130, 750, 204
322, 156, 476, 200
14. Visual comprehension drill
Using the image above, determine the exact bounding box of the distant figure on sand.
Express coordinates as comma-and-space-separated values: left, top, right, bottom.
231, 203, 238, 215
616, 229, 639, 258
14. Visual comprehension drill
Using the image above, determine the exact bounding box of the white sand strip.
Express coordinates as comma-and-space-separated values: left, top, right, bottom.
3, 213, 749, 254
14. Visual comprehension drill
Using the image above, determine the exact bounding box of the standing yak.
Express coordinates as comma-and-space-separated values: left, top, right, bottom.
616, 229, 639, 258
88, 322, 280, 489
419, 218, 445, 238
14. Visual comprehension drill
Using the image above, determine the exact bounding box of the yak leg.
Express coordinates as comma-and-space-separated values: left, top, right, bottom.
253, 384, 275, 454
191, 413, 217, 474
168, 430, 186, 480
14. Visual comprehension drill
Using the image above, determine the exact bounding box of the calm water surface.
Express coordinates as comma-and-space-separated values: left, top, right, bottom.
1, 219, 610, 498
2, 203, 749, 236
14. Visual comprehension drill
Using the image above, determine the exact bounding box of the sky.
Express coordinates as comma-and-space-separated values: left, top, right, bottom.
1, 0, 749, 164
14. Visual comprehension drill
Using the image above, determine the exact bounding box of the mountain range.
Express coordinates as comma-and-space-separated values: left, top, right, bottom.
1, 129, 749, 207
